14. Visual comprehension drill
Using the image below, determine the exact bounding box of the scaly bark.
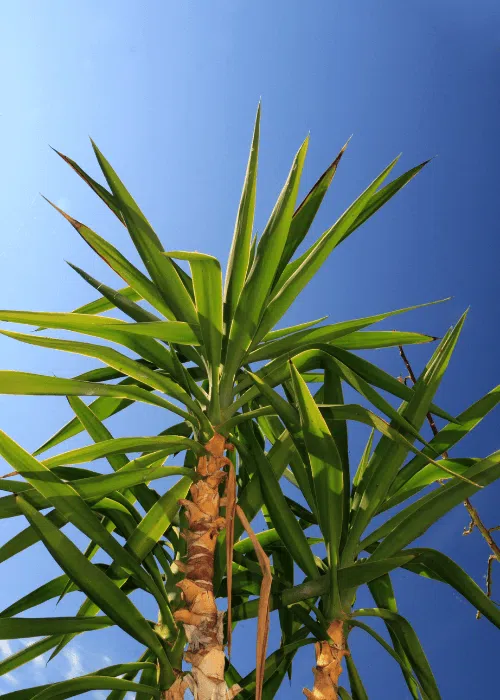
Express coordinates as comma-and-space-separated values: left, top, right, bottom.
303, 620, 348, 700
172, 433, 241, 700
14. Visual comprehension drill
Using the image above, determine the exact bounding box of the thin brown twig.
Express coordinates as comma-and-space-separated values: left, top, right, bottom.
463, 518, 475, 536
398, 345, 500, 614
461, 500, 500, 561
235, 504, 272, 700
476, 554, 497, 619
398, 346, 446, 455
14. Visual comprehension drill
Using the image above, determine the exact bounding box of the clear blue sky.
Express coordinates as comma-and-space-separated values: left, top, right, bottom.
0, 1, 499, 697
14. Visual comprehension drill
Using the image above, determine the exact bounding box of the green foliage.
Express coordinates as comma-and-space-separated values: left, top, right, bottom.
0, 108, 497, 698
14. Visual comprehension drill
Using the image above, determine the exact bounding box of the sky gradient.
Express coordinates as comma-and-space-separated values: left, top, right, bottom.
1, 1, 499, 697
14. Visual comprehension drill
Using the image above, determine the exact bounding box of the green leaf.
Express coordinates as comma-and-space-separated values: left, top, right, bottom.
324, 344, 456, 424
0, 370, 192, 419
321, 367, 350, 551
43, 435, 203, 467
240, 386, 317, 516
30, 676, 159, 700
247, 300, 440, 363
237, 637, 314, 698
63, 465, 192, 501
106, 653, 150, 700
318, 350, 438, 448
0, 509, 67, 562
43, 198, 175, 319
344, 312, 468, 563
262, 317, 327, 343
87, 662, 156, 678
0, 637, 62, 677
367, 574, 421, 698
231, 555, 416, 621
1, 462, 185, 519
0, 330, 200, 422
353, 607, 440, 699
352, 430, 374, 491
365, 450, 500, 559
0, 574, 71, 617
66, 395, 129, 471
243, 371, 300, 429
346, 654, 368, 700
289, 361, 343, 616
235, 424, 319, 580
35, 390, 191, 458
51, 147, 194, 298
348, 620, 422, 698
332, 330, 437, 350
90, 140, 198, 326
224, 104, 260, 327
65, 396, 173, 554
273, 159, 430, 297
73, 285, 142, 316
316, 404, 473, 483
386, 384, 500, 507
16, 496, 169, 669
51, 147, 123, 218
221, 137, 309, 396
273, 545, 296, 667
338, 689, 353, 700
67, 262, 158, 322
276, 140, 349, 281
347, 159, 431, 237
0, 617, 113, 638
233, 346, 454, 445
288, 555, 416, 606
92, 320, 200, 344
231, 431, 295, 542
166, 252, 223, 369
125, 477, 191, 561
0, 431, 174, 631
404, 548, 500, 629
246, 233, 257, 279
135, 662, 158, 700
382, 458, 477, 511
0, 309, 184, 381
255, 157, 400, 341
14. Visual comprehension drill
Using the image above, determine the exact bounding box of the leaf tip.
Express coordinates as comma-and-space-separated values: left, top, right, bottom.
41, 195, 82, 231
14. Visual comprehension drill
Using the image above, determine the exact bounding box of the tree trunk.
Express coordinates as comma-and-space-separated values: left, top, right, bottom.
170, 433, 241, 700
303, 620, 348, 700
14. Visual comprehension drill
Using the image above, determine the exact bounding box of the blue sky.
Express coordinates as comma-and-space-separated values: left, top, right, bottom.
1, 0, 500, 697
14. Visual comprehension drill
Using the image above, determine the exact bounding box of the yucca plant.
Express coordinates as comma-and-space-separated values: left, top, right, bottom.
226, 349, 500, 698
0, 107, 498, 700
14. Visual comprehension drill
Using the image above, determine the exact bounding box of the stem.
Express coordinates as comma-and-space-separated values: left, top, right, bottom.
303, 620, 348, 700
398, 345, 441, 438
171, 433, 241, 700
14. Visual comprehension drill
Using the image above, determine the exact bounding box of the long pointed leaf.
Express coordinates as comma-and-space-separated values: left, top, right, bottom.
344, 312, 468, 563
224, 104, 260, 326
16, 496, 169, 671
365, 450, 500, 559
221, 137, 309, 396
0, 330, 200, 421
290, 361, 343, 616
256, 157, 400, 341
90, 141, 198, 325
43, 198, 175, 319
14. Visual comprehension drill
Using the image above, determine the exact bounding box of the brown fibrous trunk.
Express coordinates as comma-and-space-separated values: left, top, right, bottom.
303, 620, 348, 700
169, 433, 241, 700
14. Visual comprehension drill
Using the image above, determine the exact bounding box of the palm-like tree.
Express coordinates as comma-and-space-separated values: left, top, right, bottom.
0, 108, 498, 699
227, 347, 500, 698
